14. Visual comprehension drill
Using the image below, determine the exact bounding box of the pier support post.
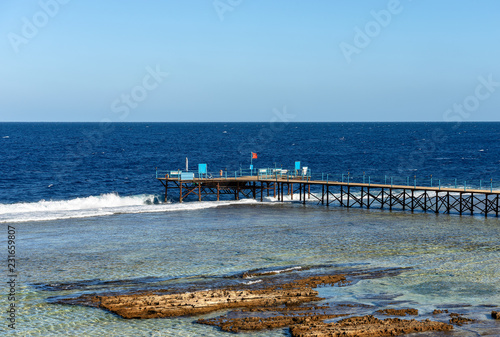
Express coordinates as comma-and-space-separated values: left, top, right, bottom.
367, 187, 370, 209
389, 188, 392, 211
261, 182, 263, 202
347, 186, 350, 208
198, 182, 202, 201
411, 189, 414, 212
435, 191, 439, 214
291, 183, 293, 200
164, 181, 168, 203
340, 186, 344, 206
281, 182, 284, 202
252, 182, 256, 199
322, 184, 325, 205
484, 194, 488, 217
402, 189, 406, 211
179, 183, 183, 203
217, 182, 220, 201
470, 193, 474, 215
303, 184, 306, 205
446, 192, 450, 214
496, 194, 499, 217
424, 191, 427, 212
459, 192, 463, 215
308, 184, 311, 200
361, 187, 364, 208
381, 188, 384, 209
326, 185, 329, 206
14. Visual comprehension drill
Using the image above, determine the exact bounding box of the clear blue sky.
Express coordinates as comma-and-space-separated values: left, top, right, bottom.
1, 0, 499, 122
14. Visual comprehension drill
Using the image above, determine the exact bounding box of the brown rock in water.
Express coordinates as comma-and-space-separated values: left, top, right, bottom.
93, 274, 347, 319
492, 311, 499, 319
58, 270, 455, 336
449, 313, 475, 326
432, 309, 448, 314
289, 315, 453, 337
376, 308, 418, 316
198, 313, 348, 333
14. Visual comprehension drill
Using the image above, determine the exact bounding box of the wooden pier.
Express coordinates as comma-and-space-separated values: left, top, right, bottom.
157, 175, 500, 217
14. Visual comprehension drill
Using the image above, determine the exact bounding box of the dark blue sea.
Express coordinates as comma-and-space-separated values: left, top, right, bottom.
0, 122, 499, 336
1, 122, 500, 204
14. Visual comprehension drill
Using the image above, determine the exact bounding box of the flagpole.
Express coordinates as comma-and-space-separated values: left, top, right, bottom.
250, 152, 253, 168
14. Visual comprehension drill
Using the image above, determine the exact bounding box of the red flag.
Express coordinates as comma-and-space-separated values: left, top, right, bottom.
252, 152, 258, 159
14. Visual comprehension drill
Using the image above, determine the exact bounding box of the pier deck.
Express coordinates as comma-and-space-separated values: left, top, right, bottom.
157, 174, 500, 217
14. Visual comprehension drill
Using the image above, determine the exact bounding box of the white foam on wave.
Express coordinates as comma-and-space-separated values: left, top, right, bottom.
0, 193, 259, 223
243, 266, 303, 279
273, 266, 302, 274
243, 279, 262, 285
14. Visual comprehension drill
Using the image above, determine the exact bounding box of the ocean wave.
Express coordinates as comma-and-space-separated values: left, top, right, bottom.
0, 193, 258, 223
243, 279, 262, 285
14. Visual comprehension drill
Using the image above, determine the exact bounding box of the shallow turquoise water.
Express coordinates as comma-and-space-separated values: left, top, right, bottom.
2, 201, 500, 336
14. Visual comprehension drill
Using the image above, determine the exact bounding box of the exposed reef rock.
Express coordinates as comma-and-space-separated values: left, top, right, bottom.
289, 315, 452, 337
52, 267, 456, 336
432, 309, 449, 314
376, 308, 418, 316
449, 313, 475, 326
93, 274, 346, 319
198, 311, 348, 333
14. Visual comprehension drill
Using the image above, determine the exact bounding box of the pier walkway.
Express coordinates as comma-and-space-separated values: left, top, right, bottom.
156, 168, 500, 217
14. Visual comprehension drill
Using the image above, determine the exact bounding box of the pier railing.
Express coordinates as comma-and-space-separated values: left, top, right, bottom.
155, 168, 313, 180
307, 173, 499, 192
156, 168, 498, 192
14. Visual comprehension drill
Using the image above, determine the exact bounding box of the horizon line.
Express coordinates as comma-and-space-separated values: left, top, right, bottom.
1, 121, 499, 123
